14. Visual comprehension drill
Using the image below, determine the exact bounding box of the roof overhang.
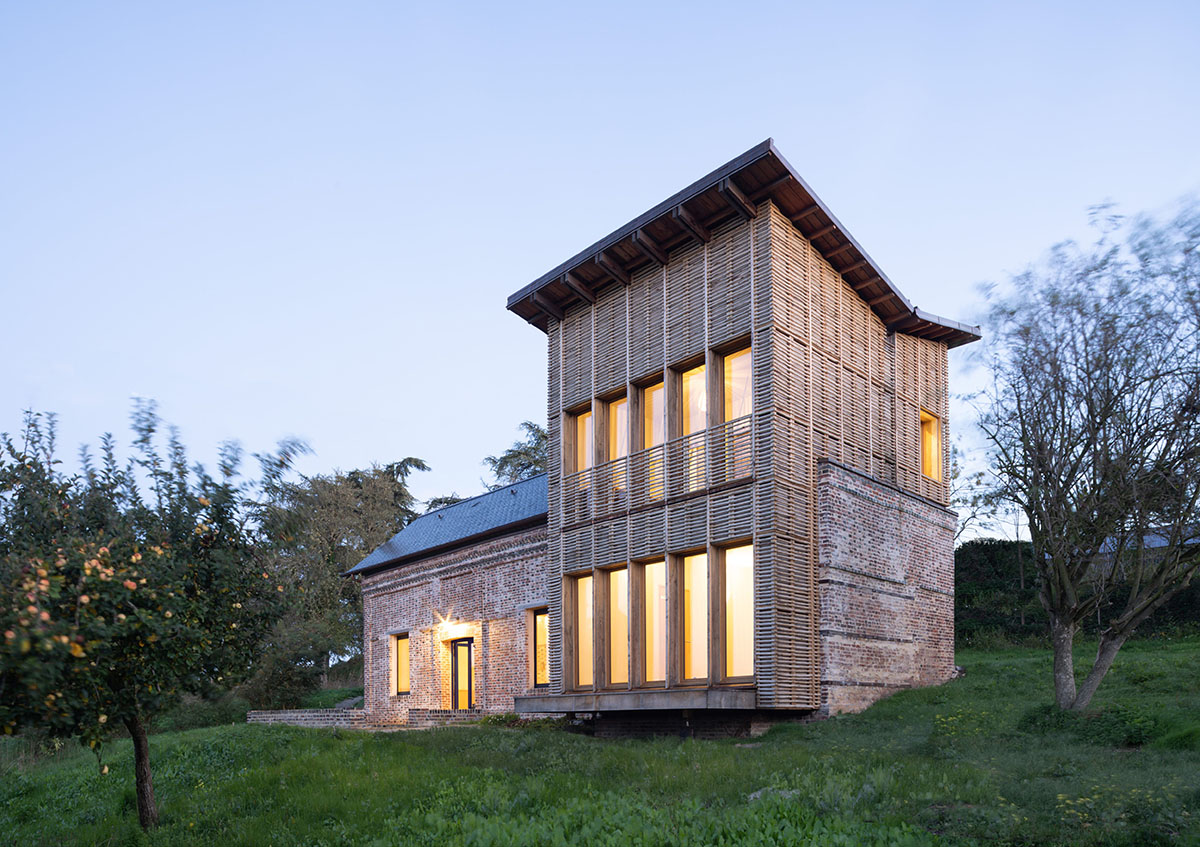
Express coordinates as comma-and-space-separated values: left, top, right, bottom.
506, 139, 981, 349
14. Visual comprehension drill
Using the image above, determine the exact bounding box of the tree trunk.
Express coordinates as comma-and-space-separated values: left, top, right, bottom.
1070, 632, 1126, 712
1049, 617, 1077, 709
124, 714, 159, 830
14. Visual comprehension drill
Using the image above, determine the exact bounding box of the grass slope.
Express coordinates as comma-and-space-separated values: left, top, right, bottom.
2, 639, 1198, 846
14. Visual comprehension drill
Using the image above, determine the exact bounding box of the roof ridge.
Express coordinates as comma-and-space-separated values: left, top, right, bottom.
417, 472, 548, 520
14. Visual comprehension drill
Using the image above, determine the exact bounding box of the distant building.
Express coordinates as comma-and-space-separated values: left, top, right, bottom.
349, 140, 980, 733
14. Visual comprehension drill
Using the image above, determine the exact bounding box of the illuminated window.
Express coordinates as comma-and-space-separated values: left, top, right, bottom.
575, 574, 594, 688
643, 560, 666, 683
609, 396, 628, 490
532, 608, 549, 688
643, 382, 664, 499
681, 366, 707, 491
393, 633, 410, 695
682, 553, 708, 681
681, 365, 707, 435
608, 397, 628, 461
608, 568, 628, 685
921, 410, 941, 481
723, 545, 754, 678
572, 410, 593, 474
723, 347, 752, 420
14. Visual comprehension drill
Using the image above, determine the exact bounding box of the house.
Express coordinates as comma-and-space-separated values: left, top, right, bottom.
348, 139, 980, 734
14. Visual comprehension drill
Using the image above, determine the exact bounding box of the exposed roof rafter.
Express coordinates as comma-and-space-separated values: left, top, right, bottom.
672, 205, 711, 244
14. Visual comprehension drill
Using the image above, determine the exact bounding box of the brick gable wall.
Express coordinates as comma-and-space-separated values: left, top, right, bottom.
816, 459, 956, 715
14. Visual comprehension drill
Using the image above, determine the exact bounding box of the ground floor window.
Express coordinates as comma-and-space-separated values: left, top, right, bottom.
723, 544, 754, 678
532, 608, 549, 688
682, 553, 708, 681
451, 637, 473, 709
608, 568, 629, 685
393, 633, 410, 695
575, 574, 594, 688
644, 560, 666, 683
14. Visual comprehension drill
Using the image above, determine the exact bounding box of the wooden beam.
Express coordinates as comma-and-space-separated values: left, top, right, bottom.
562, 271, 595, 304
805, 223, 839, 241
595, 251, 630, 286
672, 205, 711, 243
825, 242, 857, 259
789, 203, 820, 224
837, 259, 870, 276
718, 177, 757, 220
632, 229, 669, 266
531, 290, 564, 322
748, 173, 793, 200
867, 292, 896, 306
849, 274, 883, 292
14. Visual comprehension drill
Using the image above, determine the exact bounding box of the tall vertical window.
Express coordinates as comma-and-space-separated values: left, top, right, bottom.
681, 366, 707, 491
608, 397, 628, 461
643, 382, 665, 499
608, 396, 628, 491
723, 348, 752, 420
608, 568, 628, 685
532, 608, 549, 688
574, 410, 593, 474
394, 633, 410, 695
724, 545, 754, 678
920, 410, 941, 481
681, 365, 707, 434
643, 560, 666, 683
682, 553, 708, 681
575, 574, 594, 688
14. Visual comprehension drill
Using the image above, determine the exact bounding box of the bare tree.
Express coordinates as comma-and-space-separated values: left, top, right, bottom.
979, 201, 1200, 711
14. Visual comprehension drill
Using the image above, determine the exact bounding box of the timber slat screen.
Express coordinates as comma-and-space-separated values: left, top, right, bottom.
542, 199, 950, 709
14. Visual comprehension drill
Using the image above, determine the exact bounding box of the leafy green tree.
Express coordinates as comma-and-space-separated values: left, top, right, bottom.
483, 421, 547, 489
978, 201, 1200, 710
0, 404, 298, 829
257, 459, 428, 692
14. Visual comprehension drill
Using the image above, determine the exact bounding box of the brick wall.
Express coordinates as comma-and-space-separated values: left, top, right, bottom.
816, 459, 956, 715
360, 526, 548, 726
246, 709, 367, 729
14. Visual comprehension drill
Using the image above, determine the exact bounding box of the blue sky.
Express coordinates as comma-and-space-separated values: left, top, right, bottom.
2, 1, 1197, 504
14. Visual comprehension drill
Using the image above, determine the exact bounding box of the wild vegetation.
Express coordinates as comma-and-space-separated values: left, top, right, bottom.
3, 638, 1197, 846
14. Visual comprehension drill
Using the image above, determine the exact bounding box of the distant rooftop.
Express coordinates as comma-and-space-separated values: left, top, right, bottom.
345, 474, 548, 576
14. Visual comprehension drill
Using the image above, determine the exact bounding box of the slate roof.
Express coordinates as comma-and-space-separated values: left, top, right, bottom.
345, 474, 548, 576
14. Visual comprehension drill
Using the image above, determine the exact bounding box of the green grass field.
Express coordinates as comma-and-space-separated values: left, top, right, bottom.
2, 639, 1198, 846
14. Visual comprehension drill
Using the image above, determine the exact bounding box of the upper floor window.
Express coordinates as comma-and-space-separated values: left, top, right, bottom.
532, 608, 549, 688
723, 347, 752, 421
681, 364, 707, 435
920, 410, 941, 481
568, 409, 593, 475
608, 396, 628, 462
643, 382, 664, 449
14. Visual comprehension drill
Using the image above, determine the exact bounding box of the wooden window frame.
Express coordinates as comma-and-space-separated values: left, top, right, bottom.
531, 607, 549, 689
392, 632, 410, 696
564, 570, 596, 692
715, 541, 756, 685
598, 564, 631, 690
671, 548, 711, 686
920, 409, 942, 481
